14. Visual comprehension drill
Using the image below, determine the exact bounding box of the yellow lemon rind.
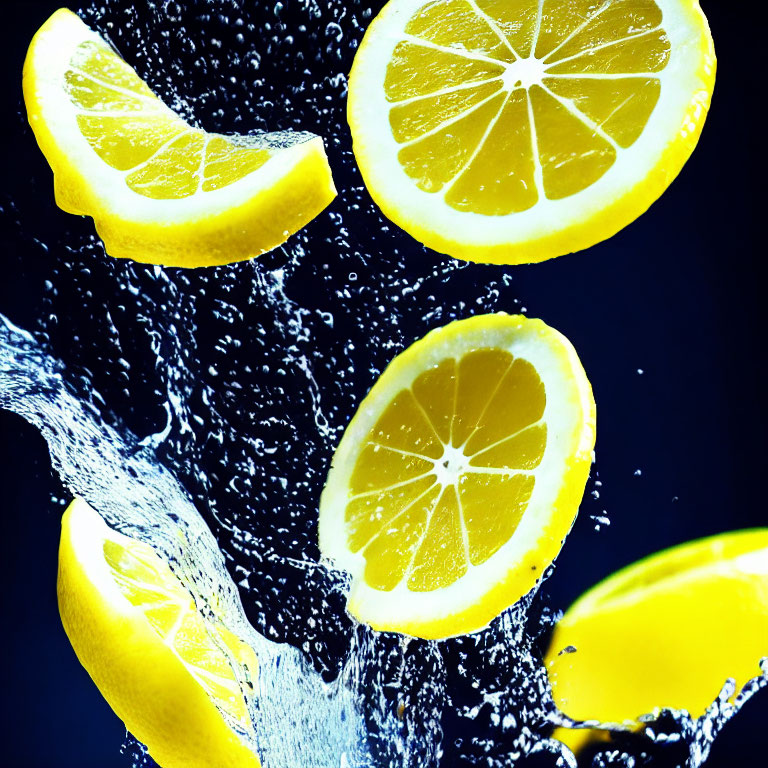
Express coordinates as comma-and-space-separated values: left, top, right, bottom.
58, 499, 260, 768
561, 528, 768, 623
319, 313, 596, 639
546, 528, 768, 754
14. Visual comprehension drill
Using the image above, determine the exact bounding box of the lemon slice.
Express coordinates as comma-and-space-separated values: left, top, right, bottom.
23, 9, 336, 268
58, 498, 260, 768
348, 0, 715, 264
319, 314, 596, 639
545, 529, 768, 754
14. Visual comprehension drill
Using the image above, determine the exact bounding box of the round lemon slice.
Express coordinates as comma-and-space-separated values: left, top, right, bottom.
545, 529, 768, 754
319, 314, 596, 639
23, 9, 336, 268
348, 0, 715, 264
58, 498, 260, 768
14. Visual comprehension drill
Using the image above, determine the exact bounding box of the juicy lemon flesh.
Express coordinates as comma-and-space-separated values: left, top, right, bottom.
346, 347, 547, 593
546, 529, 768, 753
102, 537, 254, 727
386, 0, 670, 214
64, 39, 275, 203
58, 499, 260, 768
321, 314, 596, 638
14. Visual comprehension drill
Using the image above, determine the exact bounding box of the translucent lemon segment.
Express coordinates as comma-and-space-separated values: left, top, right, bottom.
75, 113, 185, 171
405, 0, 515, 61
363, 485, 441, 590
58, 499, 260, 768
463, 357, 545, 453
63, 37, 274, 200
389, 80, 503, 144
543, 77, 662, 149
70, 39, 153, 92
530, 84, 617, 201
398, 92, 506, 194
452, 348, 513, 445
102, 537, 253, 727
64, 70, 154, 112
444, 89, 537, 215
385, 42, 504, 101
379, 0, 674, 211
459, 472, 534, 565
544, 30, 670, 75
346, 346, 547, 593
535, 0, 665, 60
203, 138, 272, 192
347, 475, 437, 553
408, 485, 467, 591
469, 424, 547, 469
475, 0, 540, 55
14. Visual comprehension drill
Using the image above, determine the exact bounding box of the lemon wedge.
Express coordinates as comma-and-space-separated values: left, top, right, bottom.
348, 0, 715, 264
545, 529, 768, 754
23, 9, 336, 267
57, 498, 260, 768
319, 314, 596, 639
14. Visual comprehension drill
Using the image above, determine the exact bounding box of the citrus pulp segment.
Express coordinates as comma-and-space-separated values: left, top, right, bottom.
58, 498, 260, 768
319, 314, 596, 639
545, 529, 768, 754
348, 0, 715, 264
23, 8, 336, 267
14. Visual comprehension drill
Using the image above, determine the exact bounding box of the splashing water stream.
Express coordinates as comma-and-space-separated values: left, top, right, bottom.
1, 1, 767, 767
0, 314, 371, 768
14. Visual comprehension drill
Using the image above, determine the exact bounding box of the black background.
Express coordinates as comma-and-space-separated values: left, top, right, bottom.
1, 1, 765, 767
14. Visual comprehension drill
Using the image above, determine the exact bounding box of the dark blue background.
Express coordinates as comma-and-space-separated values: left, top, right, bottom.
1, 1, 765, 766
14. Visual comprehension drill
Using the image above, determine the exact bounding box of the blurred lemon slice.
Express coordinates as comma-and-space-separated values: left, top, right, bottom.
58, 498, 260, 768
545, 529, 768, 753
319, 313, 595, 639
23, 8, 336, 267
348, 0, 715, 264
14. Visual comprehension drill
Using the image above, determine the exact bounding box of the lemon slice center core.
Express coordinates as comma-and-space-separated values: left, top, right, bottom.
433, 443, 470, 485
501, 57, 545, 91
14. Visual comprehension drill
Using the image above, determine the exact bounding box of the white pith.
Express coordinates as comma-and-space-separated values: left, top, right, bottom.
348, 0, 714, 251
28, 10, 326, 224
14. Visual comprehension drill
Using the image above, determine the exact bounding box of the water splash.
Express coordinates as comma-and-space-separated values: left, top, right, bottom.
0, 315, 370, 768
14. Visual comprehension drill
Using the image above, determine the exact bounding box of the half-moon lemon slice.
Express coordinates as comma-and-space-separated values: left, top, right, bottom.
58, 498, 260, 768
24, 9, 336, 267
